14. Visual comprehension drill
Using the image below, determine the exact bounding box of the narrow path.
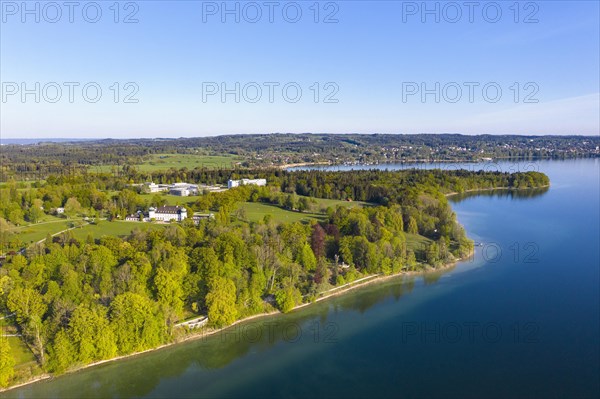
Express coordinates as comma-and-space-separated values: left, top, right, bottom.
7, 218, 85, 232
15, 219, 95, 254
34, 220, 95, 245
306, 274, 380, 299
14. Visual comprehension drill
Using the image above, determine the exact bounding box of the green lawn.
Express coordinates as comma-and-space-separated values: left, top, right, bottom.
92, 153, 242, 173
70, 221, 167, 241
238, 202, 326, 223
9, 219, 76, 244
7, 336, 36, 367
238, 197, 369, 224
405, 233, 433, 252
405, 233, 433, 261
1, 316, 37, 368
304, 196, 369, 210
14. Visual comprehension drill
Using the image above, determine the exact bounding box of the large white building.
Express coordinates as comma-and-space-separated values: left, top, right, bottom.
169, 183, 199, 197
144, 182, 170, 193
228, 178, 267, 189
144, 182, 199, 196
148, 205, 188, 222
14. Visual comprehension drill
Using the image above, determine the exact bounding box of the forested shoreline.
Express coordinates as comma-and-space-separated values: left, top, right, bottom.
1, 133, 596, 181
0, 168, 549, 389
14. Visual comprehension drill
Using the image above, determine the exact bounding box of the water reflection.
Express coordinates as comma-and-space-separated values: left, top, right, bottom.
6, 271, 452, 399
448, 186, 549, 203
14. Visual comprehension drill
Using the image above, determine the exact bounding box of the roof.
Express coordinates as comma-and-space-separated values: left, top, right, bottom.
155, 205, 186, 214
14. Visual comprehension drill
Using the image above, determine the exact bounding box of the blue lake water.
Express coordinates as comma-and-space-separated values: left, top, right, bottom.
5, 159, 599, 399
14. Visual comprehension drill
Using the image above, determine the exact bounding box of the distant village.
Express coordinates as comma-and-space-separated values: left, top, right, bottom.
124, 178, 267, 224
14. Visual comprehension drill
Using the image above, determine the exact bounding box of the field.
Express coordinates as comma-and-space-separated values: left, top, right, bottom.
405, 233, 433, 252
405, 233, 433, 261
91, 153, 242, 173
70, 221, 167, 241
238, 198, 368, 224
7, 218, 78, 244
238, 203, 325, 223
7, 218, 168, 247
7, 336, 36, 367
1, 316, 37, 368
304, 196, 370, 210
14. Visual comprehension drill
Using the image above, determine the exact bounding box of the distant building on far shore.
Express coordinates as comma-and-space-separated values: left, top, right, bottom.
228, 178, 267, 189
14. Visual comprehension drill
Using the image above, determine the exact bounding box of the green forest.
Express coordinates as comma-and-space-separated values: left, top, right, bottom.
1, 133, 596, 181
0, 168, 549, 388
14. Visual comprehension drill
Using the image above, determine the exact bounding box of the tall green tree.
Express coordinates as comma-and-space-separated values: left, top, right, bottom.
109, 293, 164, 354
69, 306, 117, 363
0, 337, 15, 388
47, 329, 76, 373
206, 277, 237, 328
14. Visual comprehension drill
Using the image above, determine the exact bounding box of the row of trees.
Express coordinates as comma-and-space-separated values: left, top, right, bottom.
1, 134, 597, 181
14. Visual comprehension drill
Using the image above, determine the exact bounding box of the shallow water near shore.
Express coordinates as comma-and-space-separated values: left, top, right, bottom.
5, 159, 599, 399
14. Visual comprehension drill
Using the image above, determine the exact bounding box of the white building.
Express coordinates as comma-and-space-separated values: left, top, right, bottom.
199, 184, 226, 193
169, 183, 199, 197
144, 182, 170, 193
227, 178, 267, 189
125, 210, 147, 222
148, 205, 188, 222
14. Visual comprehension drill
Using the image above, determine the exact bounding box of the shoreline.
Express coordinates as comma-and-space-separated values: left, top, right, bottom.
445, 184, 550, 198
0, 249, 472, 393
277, 161, 331, 169
277, 157, 579, 171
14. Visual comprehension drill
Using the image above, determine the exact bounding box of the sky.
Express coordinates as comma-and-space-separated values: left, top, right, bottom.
0, 0, 599, 139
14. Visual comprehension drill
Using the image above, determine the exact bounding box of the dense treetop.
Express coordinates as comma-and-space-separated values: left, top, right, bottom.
0, 165, 549, 388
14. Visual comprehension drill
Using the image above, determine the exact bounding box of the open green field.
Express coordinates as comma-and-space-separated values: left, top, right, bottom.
238, 198, 368, 224
238, 202, 325, 223
7, 336, 36, 367
303, 196, 369, 210
405, 233, 433, 251
405, 233, 433, 260
11, 217, 169, 246
91, 153, 242, 173
1, 316, 37, 368
8, 218, 77, 244
70, 221, 167, 241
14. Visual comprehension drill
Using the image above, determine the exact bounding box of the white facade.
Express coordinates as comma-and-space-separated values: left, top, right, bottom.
145, 182, 169, 193
228, 178, 267, 189
145, 182, 199, 196
169, 183, 199, 197
148, 206, 188, 222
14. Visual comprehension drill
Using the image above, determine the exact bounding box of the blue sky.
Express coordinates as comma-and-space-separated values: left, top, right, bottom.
1, 0, 598, 138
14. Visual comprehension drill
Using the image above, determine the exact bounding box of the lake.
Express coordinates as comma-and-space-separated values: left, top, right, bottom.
5, 159, 599, 399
